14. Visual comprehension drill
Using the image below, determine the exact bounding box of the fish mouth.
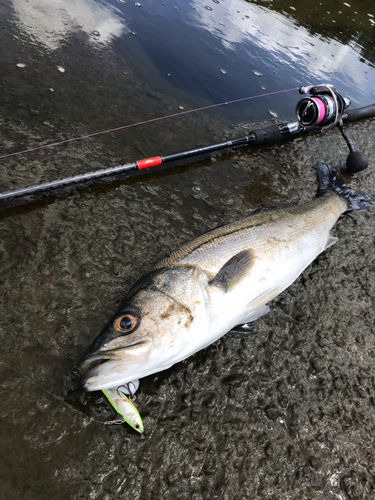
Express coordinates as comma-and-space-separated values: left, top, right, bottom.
78, 338, 153, 392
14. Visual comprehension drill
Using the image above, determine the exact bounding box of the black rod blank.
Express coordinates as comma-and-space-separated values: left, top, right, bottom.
0, 103, 374, 202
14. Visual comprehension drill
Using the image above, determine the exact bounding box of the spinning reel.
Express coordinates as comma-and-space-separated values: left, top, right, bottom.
296, 84, 368, 173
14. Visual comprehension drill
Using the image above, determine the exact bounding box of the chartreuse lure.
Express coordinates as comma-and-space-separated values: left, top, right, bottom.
102, 388, 144, 433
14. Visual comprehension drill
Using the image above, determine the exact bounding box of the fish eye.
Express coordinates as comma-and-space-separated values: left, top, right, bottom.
114, 313, 138, 334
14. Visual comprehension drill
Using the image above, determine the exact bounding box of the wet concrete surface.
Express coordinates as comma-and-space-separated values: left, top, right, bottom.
1, 0, 375, 499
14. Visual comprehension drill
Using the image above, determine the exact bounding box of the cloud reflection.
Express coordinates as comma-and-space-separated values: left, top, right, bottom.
192, 0, 373, 90
11, 0, 127, 50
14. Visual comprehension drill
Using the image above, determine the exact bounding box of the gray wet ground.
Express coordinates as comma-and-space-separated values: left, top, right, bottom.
1, 0, 375, 499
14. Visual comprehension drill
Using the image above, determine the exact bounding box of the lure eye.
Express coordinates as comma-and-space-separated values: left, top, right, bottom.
114, 314, 138, 334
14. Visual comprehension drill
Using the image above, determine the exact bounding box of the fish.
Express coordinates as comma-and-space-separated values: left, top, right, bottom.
77, 162, 374, 391
102, 388, 144, 433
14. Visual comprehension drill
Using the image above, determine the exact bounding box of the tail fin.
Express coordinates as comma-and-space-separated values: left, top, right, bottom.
316, 162, 375, 211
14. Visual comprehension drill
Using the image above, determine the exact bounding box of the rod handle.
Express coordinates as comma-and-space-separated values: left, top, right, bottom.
344, 104, 375, 123
251, 124, 283, 145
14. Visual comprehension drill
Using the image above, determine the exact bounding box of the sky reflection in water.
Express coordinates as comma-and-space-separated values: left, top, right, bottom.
10, 0, 375, 122
11, 0, 127, 49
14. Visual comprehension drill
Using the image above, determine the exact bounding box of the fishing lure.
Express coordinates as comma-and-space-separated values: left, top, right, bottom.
102, 388, 144, 433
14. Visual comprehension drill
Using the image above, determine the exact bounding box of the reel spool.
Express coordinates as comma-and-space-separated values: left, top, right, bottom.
296, 84, 368, 173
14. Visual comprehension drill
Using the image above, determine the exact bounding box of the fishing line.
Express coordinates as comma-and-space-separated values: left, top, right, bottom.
0, 359, 122, 427
1, 86, 373, 201
0, 87, 299, 159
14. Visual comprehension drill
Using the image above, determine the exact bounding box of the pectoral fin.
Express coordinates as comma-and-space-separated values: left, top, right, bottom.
209, 249, 254, 292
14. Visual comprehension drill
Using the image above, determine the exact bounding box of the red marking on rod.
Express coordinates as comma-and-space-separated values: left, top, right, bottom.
136, 156, 163, 169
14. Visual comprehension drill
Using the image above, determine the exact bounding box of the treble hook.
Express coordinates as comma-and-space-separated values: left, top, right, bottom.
117, 381, 137, 401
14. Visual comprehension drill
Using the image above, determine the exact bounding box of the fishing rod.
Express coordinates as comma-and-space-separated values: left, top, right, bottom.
0, 84, 374, 202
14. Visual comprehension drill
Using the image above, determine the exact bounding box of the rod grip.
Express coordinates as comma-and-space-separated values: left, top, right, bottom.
251, 124, 283, 145
344, 104, 375, 123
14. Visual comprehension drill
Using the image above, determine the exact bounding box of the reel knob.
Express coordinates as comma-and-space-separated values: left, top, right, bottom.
346, 150, 368, 173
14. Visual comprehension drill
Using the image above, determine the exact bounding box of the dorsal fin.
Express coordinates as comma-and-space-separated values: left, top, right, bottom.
209, 249, 254, 292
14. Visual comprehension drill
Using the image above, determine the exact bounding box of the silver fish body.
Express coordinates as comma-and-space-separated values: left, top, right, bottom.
78, 163, 374, 391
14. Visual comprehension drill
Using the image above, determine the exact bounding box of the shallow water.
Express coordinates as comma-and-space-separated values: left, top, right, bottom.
1, 0, 375, 499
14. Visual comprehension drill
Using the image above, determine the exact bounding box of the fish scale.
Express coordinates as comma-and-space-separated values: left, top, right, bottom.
158, 193, 346, 274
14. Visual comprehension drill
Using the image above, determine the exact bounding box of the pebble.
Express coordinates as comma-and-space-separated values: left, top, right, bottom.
16, 63, 26, 68
269, 110, 279, 118
206, 6, 212, 10
220, 69, 227, 74
57, 66, 65, 73
253, 70, 263, 76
